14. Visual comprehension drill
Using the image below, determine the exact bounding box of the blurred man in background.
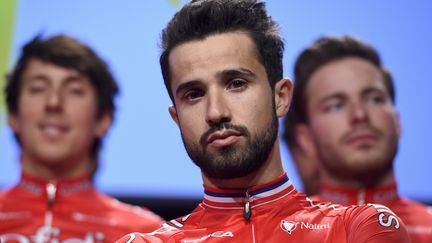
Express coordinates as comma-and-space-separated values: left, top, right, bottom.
286, 35, 432, 242
283, 108, 320, 195
0, 34, 163, 242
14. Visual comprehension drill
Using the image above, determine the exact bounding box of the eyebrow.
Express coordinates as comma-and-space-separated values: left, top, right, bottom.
175, 68, 257, 97
175, 80, 201, 97
362, 87, 386, 97
216, 68, 257, 79
318, 93, 345, 104
25, 73, 87, 86
317, 86, 387, 104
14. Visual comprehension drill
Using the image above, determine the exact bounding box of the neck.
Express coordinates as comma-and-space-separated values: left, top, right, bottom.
21, 153, 92, 180
319, 176, 399, 205
203, 139, 284, 189
322, 169, 395, 189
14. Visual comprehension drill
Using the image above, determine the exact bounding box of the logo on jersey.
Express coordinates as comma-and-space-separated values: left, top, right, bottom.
368, 204, 400, 229
0, 226, 105, 243
280, 220, 331, 235
280, 220, 297, 234
180, 231, 234, 243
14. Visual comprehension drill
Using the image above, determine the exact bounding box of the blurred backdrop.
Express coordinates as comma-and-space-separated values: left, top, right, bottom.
1, 0, 431, 218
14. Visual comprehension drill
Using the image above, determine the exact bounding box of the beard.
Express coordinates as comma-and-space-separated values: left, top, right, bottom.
317, 128, 398, 187
180, 111, 279, 180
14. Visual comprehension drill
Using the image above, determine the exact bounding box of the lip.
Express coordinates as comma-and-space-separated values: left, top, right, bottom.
39, 122, 69, 140
346, 132, 378, 146
207, 129, 242, 148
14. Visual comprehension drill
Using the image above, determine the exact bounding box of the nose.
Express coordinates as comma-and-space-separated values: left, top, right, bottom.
350, 101, 369, 125
45, 88, 63, 113
205, 90, 231, 126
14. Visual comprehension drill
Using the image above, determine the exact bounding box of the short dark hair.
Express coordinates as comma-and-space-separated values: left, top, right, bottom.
5, 34, 119, 173
292, 35, 395, 124
160, 0, 284, 103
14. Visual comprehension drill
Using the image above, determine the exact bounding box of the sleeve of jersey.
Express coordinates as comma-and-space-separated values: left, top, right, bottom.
344, 204, 410, 243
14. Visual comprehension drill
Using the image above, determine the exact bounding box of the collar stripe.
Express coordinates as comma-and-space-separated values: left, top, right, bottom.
203, 174, 294, 206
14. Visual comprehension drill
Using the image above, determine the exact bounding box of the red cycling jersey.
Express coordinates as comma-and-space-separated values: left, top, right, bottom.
312, 181, 432, 243
117, 173, 409, 243
0, 173, 164, 243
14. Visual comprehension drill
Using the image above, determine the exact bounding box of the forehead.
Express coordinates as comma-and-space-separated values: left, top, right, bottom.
22, 58, 84, 81
168, 32, 264, 89
306, 57, 387, 101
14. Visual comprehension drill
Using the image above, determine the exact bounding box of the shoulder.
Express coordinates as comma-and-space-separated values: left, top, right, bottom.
94, 192, 164, 230
116, 206, 206, 242
396, 197, 432, 216
116, 224, 182, 243
342, 203, 410, 242
0, 185, 21, 205
303, 198, 409, 242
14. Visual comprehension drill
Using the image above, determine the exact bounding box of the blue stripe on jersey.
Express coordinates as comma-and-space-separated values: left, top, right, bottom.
250, 175, 288, 196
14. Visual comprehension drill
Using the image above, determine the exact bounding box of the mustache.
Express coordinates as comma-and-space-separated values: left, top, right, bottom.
199, 123, 249, 146
341, 125, 382, 143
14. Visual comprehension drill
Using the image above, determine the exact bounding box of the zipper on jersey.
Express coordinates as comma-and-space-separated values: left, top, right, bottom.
46, 182, 57, 207
357, 189, 365, 205
243, 190, 252, 221
43, 182, 57, 230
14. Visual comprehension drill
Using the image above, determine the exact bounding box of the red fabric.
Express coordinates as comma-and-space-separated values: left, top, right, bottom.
117, 173, 409, 243
0, 173, 163, 242
312, 182, 432, 243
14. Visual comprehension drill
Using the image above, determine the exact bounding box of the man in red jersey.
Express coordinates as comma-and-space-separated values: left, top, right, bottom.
118, 0, 409, 242
0, 35, 163, 242
284, 35, 432, 243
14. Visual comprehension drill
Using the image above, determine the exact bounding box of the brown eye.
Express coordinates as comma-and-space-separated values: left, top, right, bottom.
227, 79, 247, 90
324, 100, 344, 113
184, 89, 204, 101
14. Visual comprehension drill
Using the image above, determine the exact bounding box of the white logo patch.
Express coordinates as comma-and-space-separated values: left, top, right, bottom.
280, 220, 297, 234
281, 220, 331, 235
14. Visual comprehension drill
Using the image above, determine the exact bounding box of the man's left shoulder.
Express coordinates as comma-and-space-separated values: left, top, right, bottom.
340, 203, 410, 242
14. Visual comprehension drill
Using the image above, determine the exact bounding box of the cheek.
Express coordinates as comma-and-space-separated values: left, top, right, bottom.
370, 110, 399, 134
177, 114, 204, 141
68, 101, 99, 128
311, 116, 345, 144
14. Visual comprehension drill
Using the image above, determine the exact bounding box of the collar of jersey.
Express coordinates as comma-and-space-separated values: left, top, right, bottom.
319, 180, 400, 205
202, 172, 295, 208
19, 172, 93, 196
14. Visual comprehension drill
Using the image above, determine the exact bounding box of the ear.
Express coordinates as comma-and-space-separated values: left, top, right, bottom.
168, 105, 179, 126
274, 78, 293, 118
295, 123, 318, 159
7, 112, 19, 133
94, 112, 113, 137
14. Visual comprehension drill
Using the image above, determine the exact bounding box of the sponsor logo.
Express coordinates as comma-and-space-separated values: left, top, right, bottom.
280, 220, 296, 234
0, 226, 104, 243
180, 231, 234, 243
280, 220, 331, 235
368, 204, 400, 229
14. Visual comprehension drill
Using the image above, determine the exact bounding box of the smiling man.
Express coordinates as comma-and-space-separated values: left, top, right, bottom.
0, 35, 163, 242
288, 35, 432, 243
118, 0, 409, 242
